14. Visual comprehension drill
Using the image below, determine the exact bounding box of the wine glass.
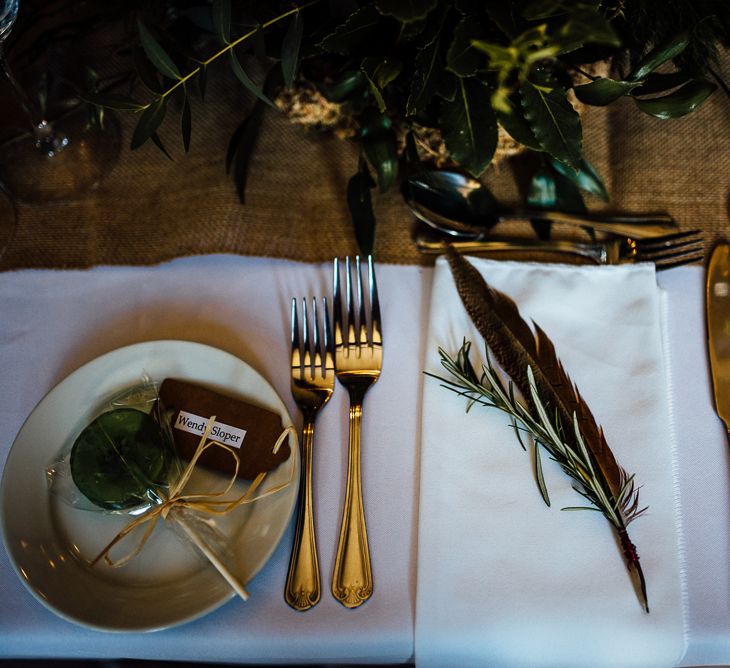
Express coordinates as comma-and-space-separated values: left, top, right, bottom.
0, 0, 121, 202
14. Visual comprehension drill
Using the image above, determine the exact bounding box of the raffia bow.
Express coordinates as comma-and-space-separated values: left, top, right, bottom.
90, 415, 296, 600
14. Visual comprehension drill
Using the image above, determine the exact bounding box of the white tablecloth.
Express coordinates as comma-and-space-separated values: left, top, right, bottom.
0, 256, 728, 665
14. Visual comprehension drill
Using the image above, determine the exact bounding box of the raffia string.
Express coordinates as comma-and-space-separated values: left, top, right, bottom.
90, 416, 296, 601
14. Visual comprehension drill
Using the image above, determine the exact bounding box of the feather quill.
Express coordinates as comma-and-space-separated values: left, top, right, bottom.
445, 247, 649, 612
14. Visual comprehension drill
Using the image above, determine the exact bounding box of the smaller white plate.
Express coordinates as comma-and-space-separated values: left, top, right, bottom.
0, 340, 298, 632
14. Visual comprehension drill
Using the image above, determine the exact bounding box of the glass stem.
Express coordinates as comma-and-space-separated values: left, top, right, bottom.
0, 43, 68, 156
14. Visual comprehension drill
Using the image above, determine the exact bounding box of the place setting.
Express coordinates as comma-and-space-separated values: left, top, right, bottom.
0, 0, 728, 666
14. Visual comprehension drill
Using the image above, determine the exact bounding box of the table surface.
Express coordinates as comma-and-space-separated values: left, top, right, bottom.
0, 256, 729, 666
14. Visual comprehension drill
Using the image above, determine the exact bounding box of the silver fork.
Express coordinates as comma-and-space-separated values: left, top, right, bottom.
415, 229, 704, 269
285, 297, 334, 611
331, 255, 382, 608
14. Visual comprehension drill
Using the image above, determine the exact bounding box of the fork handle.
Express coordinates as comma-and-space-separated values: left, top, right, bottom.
332, 399, 373, 608
285, 418, 320, 611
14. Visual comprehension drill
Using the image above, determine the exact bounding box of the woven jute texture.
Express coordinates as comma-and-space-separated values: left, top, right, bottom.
0, 56, 728, 271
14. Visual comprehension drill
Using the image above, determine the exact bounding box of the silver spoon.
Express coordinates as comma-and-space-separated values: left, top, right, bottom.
405, 170, 677, 240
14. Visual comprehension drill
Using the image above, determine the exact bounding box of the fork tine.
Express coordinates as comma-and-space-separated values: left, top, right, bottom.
322, 296, 334, 376
312, 297, 321, 375
634, 230, 702, 250
368, 255, 382, 346
302, 298, 312, 378
291, 298, 301, 372
333, 257, 343, 348
356, 256, 367, 346
346, 256, 356, 347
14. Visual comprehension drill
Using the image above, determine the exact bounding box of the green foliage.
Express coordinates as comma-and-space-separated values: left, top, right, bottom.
84, 0, 725, 254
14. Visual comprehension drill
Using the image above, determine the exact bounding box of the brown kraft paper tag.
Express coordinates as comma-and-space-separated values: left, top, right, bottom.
158, 378, 290, 480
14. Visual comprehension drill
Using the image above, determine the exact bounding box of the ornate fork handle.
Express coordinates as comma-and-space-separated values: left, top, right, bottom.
332, 385, 373, 608
285, 414, 320, 610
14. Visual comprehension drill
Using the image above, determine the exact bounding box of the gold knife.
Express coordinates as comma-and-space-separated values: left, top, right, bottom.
707, 242, 730, 432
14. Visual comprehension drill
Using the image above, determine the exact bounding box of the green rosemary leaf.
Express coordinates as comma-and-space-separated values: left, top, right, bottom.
560, 506, 602, 512
137, 20, 181, 81
534, 441, 550, 506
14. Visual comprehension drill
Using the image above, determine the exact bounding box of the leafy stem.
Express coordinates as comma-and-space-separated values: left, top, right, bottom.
140, 1, 319, 110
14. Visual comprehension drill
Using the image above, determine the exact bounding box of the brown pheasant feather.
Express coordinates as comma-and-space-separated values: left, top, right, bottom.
445, 247, 649, 611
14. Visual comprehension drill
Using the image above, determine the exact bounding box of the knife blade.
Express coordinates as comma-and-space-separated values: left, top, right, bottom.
706, 242, 730, 431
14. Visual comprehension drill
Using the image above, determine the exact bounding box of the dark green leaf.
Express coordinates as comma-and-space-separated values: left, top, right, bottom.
436, 69, 457, 101
551, 169, 586, 212
375, 0, 438, 22
137, 20, 181, 81
282, 10, 304, 88
439, 77, 498, 177
317, 5, 382, 55
523, 0, 565, 20
403, 131, 427, 176
446, 17, 483, 76
520, 82, 582, 169
133, 45, 163, 94
212, 0, 231, 44
406, 39, 440, 116
399, 17, 427, 41
362, 124, 399, 193
632, 71, 692, 96
455, 0, 480, 14
229, 104, 266, 203
573, 77, 641, 106
550, 156, 608, 201
319, 70, 367, 102
348, 161, 377, 256
495, 92, 542, 151
628, 32, 690, 82
230, 52, 276, 108
633, 79, 716, 119
554, 7, 620, 54
151, 132, 174, 161
181, 93, 192, 153
81, 93, 144, 111
362, 56, 402, 111
198, 63, 208, 101
131, 97, 168, 150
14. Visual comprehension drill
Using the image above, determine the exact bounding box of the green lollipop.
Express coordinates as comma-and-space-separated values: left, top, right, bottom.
70, 408, 173, 510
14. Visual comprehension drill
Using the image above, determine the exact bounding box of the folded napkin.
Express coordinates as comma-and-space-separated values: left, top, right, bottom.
415, 258, 685, 668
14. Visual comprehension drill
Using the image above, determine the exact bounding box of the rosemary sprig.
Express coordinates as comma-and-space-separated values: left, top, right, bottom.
428, 340, 649, 611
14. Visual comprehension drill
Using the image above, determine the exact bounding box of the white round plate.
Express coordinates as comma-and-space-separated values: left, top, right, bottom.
0, 340, 298, 632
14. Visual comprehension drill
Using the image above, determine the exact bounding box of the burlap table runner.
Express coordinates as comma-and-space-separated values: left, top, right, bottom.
0, 55, 727, 271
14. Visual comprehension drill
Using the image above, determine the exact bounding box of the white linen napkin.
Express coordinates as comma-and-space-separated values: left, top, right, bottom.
415, 258, 686, 668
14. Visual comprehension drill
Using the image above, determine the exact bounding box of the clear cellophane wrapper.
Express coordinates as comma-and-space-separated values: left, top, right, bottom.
46, 379, 294, 600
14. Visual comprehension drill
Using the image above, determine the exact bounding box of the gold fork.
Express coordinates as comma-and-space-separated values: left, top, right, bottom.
331, 255, 382, 608
285, 297, 334, 611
